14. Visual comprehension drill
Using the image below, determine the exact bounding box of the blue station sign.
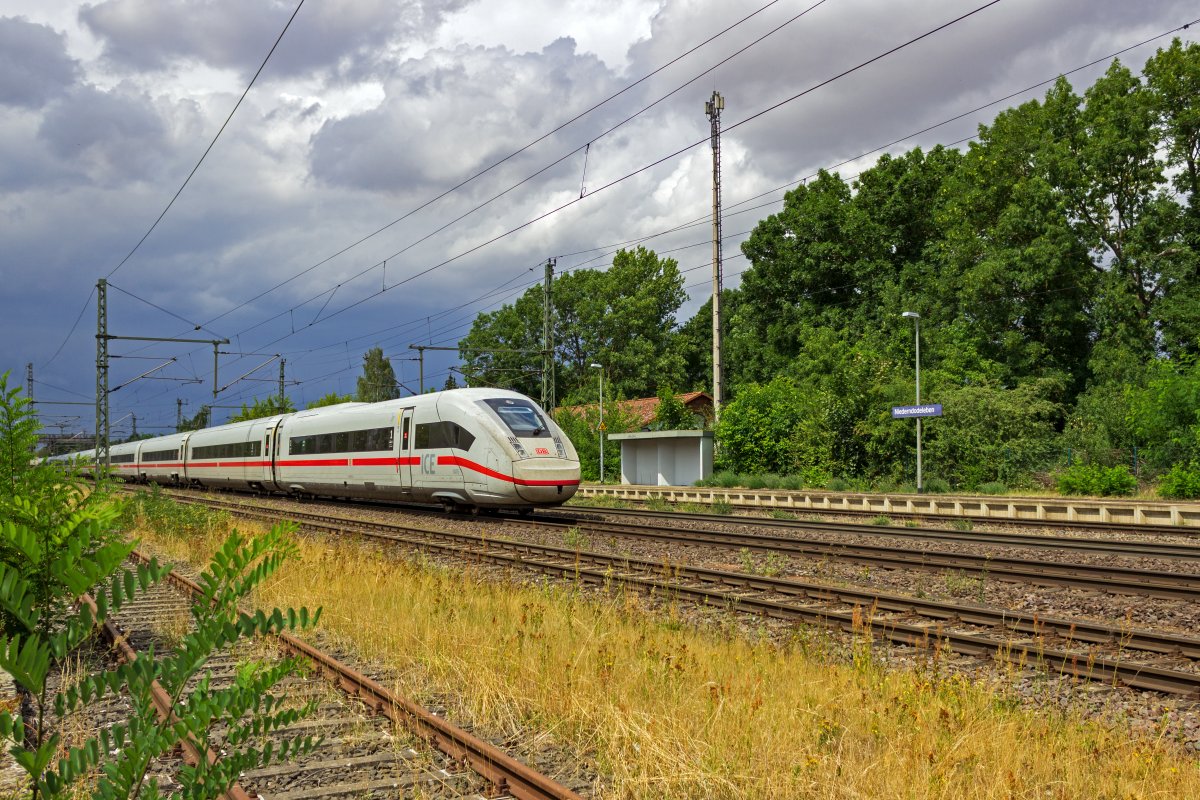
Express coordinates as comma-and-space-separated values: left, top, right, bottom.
891, 404, 943, 419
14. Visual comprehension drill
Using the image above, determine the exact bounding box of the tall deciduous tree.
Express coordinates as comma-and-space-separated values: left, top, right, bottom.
230, 396, 296, 422
460, 247, 687, 402
356, 347, 400, 403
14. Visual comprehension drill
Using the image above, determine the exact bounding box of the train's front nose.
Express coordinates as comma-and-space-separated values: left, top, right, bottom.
512, 459, 580, 505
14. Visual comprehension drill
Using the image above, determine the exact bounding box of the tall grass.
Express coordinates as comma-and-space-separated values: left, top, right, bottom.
128, 505, 1200, 799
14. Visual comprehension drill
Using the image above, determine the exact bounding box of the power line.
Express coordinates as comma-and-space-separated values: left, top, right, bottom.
105, 0, 307, 280
109, 283, 226, 338
196, 0, 793, 329
44, 286, 95, 367
98, 5, 1191, 415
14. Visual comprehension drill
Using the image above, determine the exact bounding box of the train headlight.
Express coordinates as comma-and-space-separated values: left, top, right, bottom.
507, 436, 527, 457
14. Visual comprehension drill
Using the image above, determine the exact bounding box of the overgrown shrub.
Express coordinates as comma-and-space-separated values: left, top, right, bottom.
779, 474, 804, 490
712, 470, 741, 488
923, 477, 951, 494
1054, 463, 1138, 496
978, 481, 1008, 495
1158, 463, 1200, 499
826, 477, 851, 492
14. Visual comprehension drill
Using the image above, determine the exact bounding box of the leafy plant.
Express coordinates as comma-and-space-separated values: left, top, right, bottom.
1157, 463, 1200, 499
978, 481, 1008, 495
922, 477, 951, 494
1054, 464, 1138, 496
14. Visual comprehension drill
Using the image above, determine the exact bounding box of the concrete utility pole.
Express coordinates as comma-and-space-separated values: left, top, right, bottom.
705, 90, 725, 421
542, 258, 555, 411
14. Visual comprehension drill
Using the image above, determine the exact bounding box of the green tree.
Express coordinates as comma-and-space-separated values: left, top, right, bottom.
306, 392, 356, 410
461, 247, 688, 400
356, 347, 400, 403
1144, 39, 1200, 357
651, 388, 694, 431
177, 405, 210, 432
230, 395, 296, 422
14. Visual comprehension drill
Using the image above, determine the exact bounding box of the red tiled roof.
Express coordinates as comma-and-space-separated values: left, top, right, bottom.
557, 391, 712, 427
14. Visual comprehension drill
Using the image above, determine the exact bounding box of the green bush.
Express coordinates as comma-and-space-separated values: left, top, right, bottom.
746, 475, 769, 490
923, 477, 951, 494
1158, 463, 1200, 499
713, 470, 741, 488
799, 466, 831, 488
826, 477, 851, 492
779, 474, 804, 490
978, 481, 1008, 495
1054, 463, 1138, 497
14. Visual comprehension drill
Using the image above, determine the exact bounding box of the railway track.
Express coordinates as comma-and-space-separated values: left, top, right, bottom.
165, 492, 1200, 698
94, 554, 584, 800
511, 512, 1200, 600
560, 505, 1200, 555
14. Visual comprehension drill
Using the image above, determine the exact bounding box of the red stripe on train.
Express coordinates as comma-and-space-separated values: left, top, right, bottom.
436, 455, 580, 487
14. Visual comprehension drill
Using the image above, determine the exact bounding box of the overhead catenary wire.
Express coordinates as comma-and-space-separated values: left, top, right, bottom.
99, 7, 1196, 416
89, 0, 1005, 396
196, 0, 795, 329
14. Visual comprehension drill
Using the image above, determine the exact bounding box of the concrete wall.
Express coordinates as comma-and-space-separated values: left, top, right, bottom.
610, 431, 713, 486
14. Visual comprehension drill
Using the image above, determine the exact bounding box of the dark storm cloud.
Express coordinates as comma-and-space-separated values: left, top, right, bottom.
78, 0, 473, 78
308, 37, 618, 193
37, 83, 174, 185
626, 0, 1200, 185
0, 17, 81, 108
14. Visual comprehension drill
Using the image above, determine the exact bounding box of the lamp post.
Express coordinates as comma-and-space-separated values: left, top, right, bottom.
901, 311, 922, 493
590, 363, 604, 483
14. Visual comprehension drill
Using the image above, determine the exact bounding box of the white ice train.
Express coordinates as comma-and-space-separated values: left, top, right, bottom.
54, 389, 580, 512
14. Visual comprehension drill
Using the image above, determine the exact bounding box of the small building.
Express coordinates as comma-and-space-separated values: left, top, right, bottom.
608, 430, 714, 486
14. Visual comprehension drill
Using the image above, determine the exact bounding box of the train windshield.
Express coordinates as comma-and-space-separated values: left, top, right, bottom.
483, 398, 551, 438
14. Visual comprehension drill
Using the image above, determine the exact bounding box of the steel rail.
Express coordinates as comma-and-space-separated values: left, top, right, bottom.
559, 506, 1200, 558
134, 553, 583, 800
79, 593, 254, 800
174, 496, 1200, 697
508, 514, 1200, 601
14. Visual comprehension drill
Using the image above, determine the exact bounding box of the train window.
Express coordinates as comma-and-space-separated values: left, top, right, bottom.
143, 448, 177, 462
290, 427, 393, 455
191, 441, 262, 460
413, 422, 474, 451
483, 398, 550, 438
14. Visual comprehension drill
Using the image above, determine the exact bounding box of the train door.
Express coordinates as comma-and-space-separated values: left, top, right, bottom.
399, 408, 415, 494
264, 419, 280, 489
246, 417, 280, 490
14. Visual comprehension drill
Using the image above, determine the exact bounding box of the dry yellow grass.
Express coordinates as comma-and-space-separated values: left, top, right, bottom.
130, 515, 1200, 799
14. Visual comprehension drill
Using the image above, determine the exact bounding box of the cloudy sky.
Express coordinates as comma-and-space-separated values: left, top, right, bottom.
3, 0, 1197, 436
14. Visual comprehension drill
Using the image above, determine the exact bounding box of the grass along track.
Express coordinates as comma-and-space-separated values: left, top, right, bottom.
170, 493, 1200, 698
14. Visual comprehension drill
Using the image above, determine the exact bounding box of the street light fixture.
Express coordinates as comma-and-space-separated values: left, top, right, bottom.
901, 311, 922, 493
590, 363, 604, 483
